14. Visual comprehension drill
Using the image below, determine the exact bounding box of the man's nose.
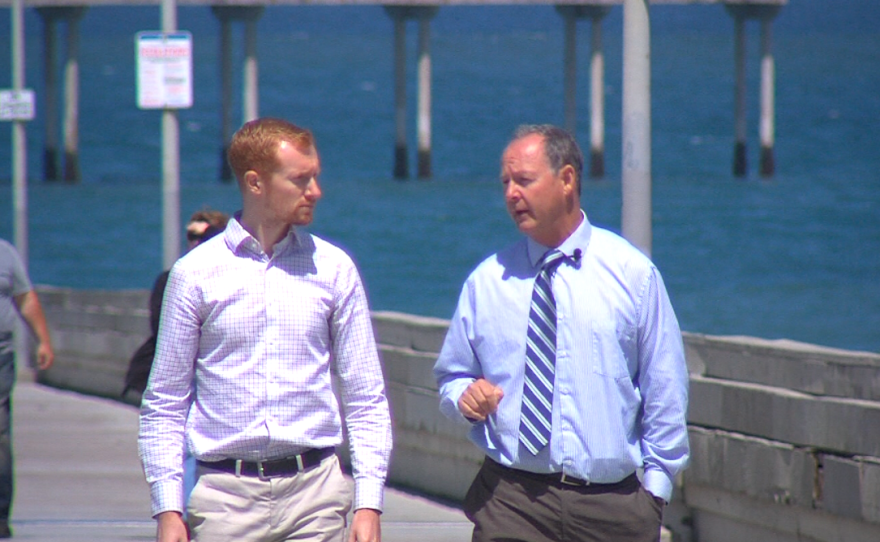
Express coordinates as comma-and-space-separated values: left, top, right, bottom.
505, 183, 520, 203
307, 178, 322, 200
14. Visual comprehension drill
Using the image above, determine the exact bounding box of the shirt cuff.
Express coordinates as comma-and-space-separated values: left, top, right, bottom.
353, 478, 386, 512
150, 480, 185, 518
642, 467, 673, 503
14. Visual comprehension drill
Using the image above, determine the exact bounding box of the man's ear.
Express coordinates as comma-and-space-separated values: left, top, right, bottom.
559, 164, 577, 195
244, 170, 261, 194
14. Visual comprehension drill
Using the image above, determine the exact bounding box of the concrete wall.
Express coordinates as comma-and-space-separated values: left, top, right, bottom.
33, 287, 880, 542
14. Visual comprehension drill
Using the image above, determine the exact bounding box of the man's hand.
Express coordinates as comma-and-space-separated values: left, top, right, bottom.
348, 508, 381, 542
14, 290, 54, 370
34, 341, 54, 370
458, 379, 504, 422
156, 511, 189, 542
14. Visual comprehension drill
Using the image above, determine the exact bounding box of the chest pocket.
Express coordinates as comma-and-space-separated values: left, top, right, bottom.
591, 317, 635, 380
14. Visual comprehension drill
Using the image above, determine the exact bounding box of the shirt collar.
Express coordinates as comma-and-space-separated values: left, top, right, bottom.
526, 210, 592, 267
224, 212, 301, 256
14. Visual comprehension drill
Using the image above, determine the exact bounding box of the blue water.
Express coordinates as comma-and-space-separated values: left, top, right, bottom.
1, 2, 878, 353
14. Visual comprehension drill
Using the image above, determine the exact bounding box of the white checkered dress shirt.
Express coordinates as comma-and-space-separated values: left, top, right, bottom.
139, 217, 392, 517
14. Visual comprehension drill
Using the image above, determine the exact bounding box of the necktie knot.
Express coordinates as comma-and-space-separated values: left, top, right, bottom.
540, 249, 565, 272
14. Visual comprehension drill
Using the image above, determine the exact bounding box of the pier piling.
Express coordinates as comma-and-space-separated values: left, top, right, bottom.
212, 6, 264, 182
556, 5, 610, 179
62, 6, 85, 183
759, 9, 780, 177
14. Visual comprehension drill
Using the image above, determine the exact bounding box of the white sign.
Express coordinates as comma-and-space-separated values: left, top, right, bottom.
136, 31, 193, 110
0, 89, 35, 121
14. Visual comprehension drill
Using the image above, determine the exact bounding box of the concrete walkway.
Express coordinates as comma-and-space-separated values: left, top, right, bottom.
10, 382, 471, 541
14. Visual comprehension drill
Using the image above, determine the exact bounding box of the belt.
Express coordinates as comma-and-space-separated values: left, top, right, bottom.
487, 457, 637, 490
550, 471, 638, 488
197, 447, 336, 480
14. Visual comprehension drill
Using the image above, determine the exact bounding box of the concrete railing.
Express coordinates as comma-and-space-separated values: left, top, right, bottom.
32, 287, 880, 542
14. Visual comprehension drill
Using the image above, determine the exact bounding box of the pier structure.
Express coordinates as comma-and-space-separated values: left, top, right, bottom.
556, 4, 610, 179
211, 5, 264, 181
726, 2, 781, 178
4, 0, 787, 184
384, 5, 438, 179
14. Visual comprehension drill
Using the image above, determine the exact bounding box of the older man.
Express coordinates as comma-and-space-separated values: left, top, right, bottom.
434, 125, 689, 542
139, 118, 392, 542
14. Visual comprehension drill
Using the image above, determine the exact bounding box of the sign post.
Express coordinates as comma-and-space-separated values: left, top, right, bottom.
136, 10, 190, 269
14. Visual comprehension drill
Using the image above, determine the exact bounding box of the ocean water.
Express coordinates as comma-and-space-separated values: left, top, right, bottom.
1, 1, 878, 353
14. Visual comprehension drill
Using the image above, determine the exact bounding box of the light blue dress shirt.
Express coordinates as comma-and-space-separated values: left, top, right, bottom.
433, 213, 689, 501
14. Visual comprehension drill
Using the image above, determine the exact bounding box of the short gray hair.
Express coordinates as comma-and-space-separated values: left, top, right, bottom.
512, 124, 583, 195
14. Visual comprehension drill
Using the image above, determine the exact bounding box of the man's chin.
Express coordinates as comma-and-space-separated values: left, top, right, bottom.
514, 217, 534, 235
292, 210, 314, 226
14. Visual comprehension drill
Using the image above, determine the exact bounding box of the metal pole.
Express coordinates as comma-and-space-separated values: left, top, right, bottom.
162, 0, 181, 269
11, 0, 31, 374
759, 16, 775, 177
12, 0, 28, 263
621, 0, 652, 258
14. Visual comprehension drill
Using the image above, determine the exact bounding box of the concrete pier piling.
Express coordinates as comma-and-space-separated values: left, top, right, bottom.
36, 7, 60, 181
35, 6, 86, 183
62, 6, 86, 183
390, 9, 408, 179
556, 5, 610, 180
5, 0, 790, 200
759, 9, 780, 177
589, 13, 608, 178
731, 10, 747, 177
212, 5, 264, 182
385, 6, 437, 180
416, 11, 436, 179
726, 3, 781, 178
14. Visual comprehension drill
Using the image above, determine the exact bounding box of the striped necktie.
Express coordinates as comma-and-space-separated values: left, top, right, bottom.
519, 249, 565, 455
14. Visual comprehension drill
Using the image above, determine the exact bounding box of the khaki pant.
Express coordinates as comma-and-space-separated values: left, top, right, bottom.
187, 454, 352, 542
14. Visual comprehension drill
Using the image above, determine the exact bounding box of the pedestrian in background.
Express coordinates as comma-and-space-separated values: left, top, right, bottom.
122, 208, 230, 401
0, 239, 55, 539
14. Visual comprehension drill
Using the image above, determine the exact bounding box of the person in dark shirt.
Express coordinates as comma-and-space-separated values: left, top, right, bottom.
122, 210, 229, 400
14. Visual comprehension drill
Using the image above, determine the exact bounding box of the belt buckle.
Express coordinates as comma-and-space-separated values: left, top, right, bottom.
256, 461, 271, 481
560, 473, 587, 487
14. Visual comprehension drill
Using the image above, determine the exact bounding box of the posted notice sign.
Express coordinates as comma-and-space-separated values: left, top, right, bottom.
0, 89, 35, 121
136, 31, 193, 109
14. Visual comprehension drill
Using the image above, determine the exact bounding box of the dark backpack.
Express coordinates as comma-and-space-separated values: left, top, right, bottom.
121, 270, 169, 397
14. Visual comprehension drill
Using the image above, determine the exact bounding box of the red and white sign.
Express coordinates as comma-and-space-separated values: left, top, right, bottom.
136, 32, 193, 110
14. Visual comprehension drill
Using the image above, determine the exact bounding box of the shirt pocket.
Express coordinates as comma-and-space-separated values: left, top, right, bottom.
591, 319, 633, 380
